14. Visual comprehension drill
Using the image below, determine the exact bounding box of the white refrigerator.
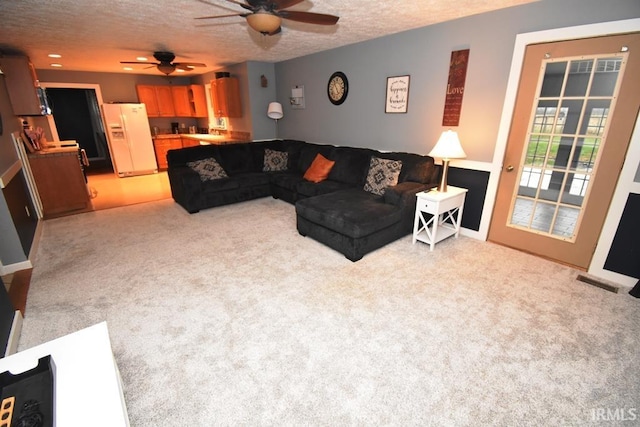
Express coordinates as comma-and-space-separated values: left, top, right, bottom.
102, 103, 158, 177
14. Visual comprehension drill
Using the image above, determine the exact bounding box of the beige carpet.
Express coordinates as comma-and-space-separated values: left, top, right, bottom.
19, 198, 640, 426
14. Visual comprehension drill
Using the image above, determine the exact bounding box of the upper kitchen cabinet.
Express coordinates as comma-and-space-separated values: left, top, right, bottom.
171, 86, 192, 117
211, 77, 242, 118
0, 56, 51, 116
136, 85, 175, 117
189, 85, 207, 118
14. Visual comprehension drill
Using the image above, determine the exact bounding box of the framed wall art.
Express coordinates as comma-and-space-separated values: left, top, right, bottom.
385, 75, 410, 114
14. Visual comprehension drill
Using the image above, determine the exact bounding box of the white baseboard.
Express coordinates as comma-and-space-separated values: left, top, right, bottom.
5, 310, 23, 357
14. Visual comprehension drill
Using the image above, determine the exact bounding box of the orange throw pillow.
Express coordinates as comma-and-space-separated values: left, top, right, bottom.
303, 154, 335, 183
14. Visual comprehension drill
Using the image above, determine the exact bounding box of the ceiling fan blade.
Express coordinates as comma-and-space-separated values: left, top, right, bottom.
120, 61, 159, 64
224, 0, 254, 11
271, 0, 304, 10
278, 10, 339, 25
195, 12, 249, 20
175, 62, 207, 67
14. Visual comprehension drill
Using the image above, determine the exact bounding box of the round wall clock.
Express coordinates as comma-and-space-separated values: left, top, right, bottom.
327, 71, 348, 105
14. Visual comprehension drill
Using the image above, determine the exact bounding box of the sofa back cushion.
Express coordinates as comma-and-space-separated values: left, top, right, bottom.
328, 146, 375, 186
376, 152, 437, 184
167, 144, 221, 168
218, 143, 256, 175
296, 143, 334, 174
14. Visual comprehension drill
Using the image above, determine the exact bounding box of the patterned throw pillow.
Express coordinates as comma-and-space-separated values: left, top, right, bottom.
263, 149, 288, 171
187, 157, 228, 182
363, 156, 403, 196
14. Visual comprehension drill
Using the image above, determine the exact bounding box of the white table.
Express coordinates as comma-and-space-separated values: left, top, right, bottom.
413, 186, 468, 251
0, 322, 130, 427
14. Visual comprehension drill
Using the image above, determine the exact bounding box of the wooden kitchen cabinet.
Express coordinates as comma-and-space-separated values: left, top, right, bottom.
153, 137, 182, 170
0, 56, 49, 116
210, 77, 242, 118
171, 86, 192, 117
189, 85, 208, 117
136, 85, 175, 117
28, 150, 89, 217
180, 136, 201, 148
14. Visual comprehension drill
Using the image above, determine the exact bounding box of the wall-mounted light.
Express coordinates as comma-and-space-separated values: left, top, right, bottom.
290, 85, 305, 109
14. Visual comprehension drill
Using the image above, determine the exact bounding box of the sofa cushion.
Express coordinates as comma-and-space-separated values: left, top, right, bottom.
263, 149, 288, 172
363, 156, 402, 195
296, 179, 352, 198
295, 189, 402, 238
303, 154, 335, 183
187, 157, 228, 182
218, 143, 256, 175
328, 146, 374, 186
270, 172, 304, 192
378, 152, 437, 184
201, 177, 239, 192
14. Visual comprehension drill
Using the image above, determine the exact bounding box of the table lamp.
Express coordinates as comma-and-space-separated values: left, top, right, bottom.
428, 130, 466, 192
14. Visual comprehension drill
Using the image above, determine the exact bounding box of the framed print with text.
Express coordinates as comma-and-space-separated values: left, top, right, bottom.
385, 75, 410, 113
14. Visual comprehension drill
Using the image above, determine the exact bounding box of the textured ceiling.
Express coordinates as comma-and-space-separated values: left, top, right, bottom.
0, 0, 536, 76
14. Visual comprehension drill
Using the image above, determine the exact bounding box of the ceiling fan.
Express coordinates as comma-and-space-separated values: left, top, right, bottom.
195, 0, 339, 36
120, 51, 207, 75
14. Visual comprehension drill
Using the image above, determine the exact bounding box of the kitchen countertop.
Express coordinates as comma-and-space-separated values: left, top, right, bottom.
153, 133, 228, 142
28, 146, 80, 156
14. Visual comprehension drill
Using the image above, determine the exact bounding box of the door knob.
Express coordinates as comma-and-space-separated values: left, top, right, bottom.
506, 165, 514, 172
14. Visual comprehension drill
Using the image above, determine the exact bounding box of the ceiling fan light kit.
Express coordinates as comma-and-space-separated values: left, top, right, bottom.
120, 51, 206, 75
247, 12, 282, 34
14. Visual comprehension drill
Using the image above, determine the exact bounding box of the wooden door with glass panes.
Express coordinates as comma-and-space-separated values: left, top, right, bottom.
488, 33, 640, 269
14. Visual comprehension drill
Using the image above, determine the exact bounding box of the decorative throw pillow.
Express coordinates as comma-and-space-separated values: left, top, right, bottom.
263, 149, 288, 172
303, 154, 336, 183
364, 156, 403, 195
187, 157, 228, 182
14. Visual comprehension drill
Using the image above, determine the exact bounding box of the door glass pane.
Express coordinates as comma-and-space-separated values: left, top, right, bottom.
509, 53, 625, 241
590, 58, 621, 96
540, 62, 566, 97
580, 99, 610, 136
564, 59, 593, 97
557, 99, 583, 135
531, 100, 558, 133
531, 201, 556, 233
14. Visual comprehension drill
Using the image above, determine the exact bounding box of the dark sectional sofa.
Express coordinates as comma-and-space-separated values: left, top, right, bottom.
167, 139, 440, 261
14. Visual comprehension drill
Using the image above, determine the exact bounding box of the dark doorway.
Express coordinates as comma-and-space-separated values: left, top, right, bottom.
46, 88, 113, 172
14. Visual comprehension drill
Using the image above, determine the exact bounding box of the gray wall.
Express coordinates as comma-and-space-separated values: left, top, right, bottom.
274, 0, 640, 161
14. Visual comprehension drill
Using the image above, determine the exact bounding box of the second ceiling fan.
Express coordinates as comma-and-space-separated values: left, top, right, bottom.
196, 0, 339, 35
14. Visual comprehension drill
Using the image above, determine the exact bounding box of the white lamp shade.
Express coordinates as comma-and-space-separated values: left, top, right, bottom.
428, 130, 466, 160
267, 102, 283, 120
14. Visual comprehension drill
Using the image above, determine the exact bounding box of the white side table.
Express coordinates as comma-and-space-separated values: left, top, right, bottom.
413, 186, 468, 251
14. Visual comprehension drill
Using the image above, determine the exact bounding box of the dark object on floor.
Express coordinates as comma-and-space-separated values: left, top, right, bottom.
630, 280, 640, 298
576, 274, 619, 293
